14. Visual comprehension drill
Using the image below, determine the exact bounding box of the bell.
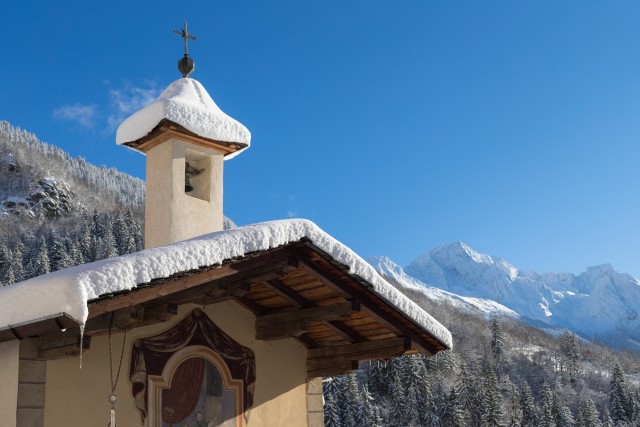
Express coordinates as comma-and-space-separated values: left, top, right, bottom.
185, 174, 194, 193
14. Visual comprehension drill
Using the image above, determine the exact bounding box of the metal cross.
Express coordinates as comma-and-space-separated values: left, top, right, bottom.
173, 21, 197, 55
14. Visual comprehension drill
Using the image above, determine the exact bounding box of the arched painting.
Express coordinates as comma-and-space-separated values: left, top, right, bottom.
129, 310, 256, 427
148, 346, 243, 427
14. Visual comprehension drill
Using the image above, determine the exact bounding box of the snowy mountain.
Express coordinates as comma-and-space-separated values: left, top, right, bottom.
388, 241, 640, 350
368, 256, 518, 318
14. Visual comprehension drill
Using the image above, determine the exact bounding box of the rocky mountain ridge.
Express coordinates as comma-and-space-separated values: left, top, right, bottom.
372, 242, 640, 351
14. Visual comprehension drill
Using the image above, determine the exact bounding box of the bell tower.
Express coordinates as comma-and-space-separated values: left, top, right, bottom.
115, 23, 250, 249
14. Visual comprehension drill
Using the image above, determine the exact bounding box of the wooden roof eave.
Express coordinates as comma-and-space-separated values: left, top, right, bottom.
122, 119, 248, 156
7, 240, 449, 372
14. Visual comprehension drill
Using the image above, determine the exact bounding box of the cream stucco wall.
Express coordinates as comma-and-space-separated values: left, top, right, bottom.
44, 302, 309, 427
0, 340, 19, 427
145, 138, 224, 249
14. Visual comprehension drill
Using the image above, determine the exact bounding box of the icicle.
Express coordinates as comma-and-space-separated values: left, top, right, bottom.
78, 324, 85, 369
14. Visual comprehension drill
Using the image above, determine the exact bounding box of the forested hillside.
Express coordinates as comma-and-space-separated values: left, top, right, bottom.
0, 122, 145, 285
324, 287, 640, 427
0, 121, 235, 286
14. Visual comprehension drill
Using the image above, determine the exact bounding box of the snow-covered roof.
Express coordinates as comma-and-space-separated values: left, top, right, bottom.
0, 219, 452, 349
116, 77, 251, 159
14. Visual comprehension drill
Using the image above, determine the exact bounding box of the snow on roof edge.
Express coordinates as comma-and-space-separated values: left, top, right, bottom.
0, 219, 452, 349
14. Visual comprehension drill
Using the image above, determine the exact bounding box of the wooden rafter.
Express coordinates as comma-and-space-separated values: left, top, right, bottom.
255, 301, 359, 340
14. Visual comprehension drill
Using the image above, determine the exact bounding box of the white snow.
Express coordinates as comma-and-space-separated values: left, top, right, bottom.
116, 78, 251, 159
0, 219, 452, 349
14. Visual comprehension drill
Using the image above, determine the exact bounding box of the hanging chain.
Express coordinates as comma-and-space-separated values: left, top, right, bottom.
108, 326, 128, 427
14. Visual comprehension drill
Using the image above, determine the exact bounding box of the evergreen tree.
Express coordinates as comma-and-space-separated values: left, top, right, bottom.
324, 388, 343, 427
519, 381, 537, 427
5, 264, 15, 285
343, 374, 359, 427
323, 377, 345, 427
79, 219, 93, 262
388, 361, 407, 426
50, 236, 71, 271
506, 385, 522, 427
481, 361, 505, 427
552, 393, 575, 427
609, 362, 631, 424
458, 361, 483, 426
113, 211, 130, 255
358, 383, 378, 427
540, 383, 556, 427
11, 242, 25, 282
91, 208, 104, 238
491, 318, 506, 365
443, 387, 467, 427
600, 409, 614, 427
99, 226, 118, 260
29, 236, 50, 277
560, 330, 581, 382
575, 395, 601, 427
0, 245, 9, 284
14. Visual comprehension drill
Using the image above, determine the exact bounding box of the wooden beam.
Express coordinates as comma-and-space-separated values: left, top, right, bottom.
307, 360, 359, 378
322, 320, 365, 344
306, 338, 411, 378
136, 303, 178, 327
83, 306, 144, 336
38, 332, 91, 360
255, 301, 359, 340
261, 279, 311, 308
308, 337, 411, 359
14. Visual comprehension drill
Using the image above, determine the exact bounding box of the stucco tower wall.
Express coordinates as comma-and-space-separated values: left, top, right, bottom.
145, 137, 224, 249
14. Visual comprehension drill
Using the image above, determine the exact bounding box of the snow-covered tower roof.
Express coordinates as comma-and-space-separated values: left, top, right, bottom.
115, 77, 250, 159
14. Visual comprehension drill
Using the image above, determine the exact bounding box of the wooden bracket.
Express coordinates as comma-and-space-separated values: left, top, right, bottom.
38, 331, 91, 360
306, 337, 411, 378
255, 301, 360, 340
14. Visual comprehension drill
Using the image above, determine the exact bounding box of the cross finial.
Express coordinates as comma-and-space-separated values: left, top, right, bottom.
173, 21, 197, 56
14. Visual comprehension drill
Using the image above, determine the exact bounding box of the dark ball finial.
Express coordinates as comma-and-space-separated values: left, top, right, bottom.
178, 55, 195, 78
173, 22, 197, 78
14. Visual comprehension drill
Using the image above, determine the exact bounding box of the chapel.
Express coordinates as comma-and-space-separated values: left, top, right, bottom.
0, 24, 451, 427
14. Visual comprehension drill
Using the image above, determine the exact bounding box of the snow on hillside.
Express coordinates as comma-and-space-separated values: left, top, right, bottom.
402, 242, 640, 350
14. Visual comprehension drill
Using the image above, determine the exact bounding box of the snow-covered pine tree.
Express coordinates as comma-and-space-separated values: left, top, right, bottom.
342, 374, 359, 427
457, 361, 483, 426
609, 362, 632, 424
481, 361, 505, 427
600, 409, 614, 427
442, 387, 467, 427
323, 377, 345, 427
519, 381, 537, 427
540, 383, 556, 427
358, 383, 378, 427
49, 234, 71, 271
29, 235, 50, 277
560, 330, 580, 383
491, 318, 506, 365
552, 393, 575, 427
388, 359, 408, 426
575, 395, 601, 427
10, 242, 25, 283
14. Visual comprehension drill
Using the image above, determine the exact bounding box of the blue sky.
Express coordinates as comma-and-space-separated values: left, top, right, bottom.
2, 1, 640, 277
